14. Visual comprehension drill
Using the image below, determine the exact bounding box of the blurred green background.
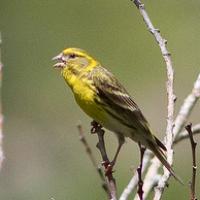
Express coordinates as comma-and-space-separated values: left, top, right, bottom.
0, 0, 199, 199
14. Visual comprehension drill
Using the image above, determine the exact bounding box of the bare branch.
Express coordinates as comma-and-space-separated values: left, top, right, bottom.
173, 73, 200, 138
77, 124, 109, 195
78, 124, 97, 167
0, 32, 2, 72
119, 150, 152, 200
153, 49, 175, 199
174, 123, 200, 144
136, 144, 146, 200
0, 32, 4, 170
91, 121, 117, 200
126, 2, 200, 199
129, 1, 176, 198
132, 0, 171, 60
141, 157, 161, 200
185, 124, 197, 200
142, 73, 200, 199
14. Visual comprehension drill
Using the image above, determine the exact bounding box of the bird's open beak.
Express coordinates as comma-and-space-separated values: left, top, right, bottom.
52, 53, 66, 69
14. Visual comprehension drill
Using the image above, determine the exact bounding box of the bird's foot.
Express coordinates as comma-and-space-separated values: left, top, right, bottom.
90, 120, 104, 134
102, 160, 115, 177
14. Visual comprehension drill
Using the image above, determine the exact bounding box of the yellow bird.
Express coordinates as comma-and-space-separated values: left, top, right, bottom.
53, 47, 177, 179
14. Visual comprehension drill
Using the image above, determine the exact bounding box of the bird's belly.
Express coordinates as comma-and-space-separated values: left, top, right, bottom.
94, 110, 142, 143
73, 88, 134, 138
75, 95, 128, 134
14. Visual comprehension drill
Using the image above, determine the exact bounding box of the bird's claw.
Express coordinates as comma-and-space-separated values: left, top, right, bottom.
101, 160, 115, 176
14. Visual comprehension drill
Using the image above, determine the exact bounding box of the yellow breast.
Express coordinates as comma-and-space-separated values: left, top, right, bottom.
62, 68, 106, 122
73, 79, 105, 121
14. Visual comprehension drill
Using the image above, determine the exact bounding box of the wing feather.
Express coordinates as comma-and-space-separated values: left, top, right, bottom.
91, 67, 149, 132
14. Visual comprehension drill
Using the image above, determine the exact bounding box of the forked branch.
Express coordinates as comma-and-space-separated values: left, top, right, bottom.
174, 123, 200, 145
91, 121, 117, 200
131, 0, 176, 198
77, 124, 108, 195
121, 2, 200, 200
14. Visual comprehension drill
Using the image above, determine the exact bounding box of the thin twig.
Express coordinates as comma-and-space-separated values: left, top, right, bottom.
154, 49, 175, 200
137, 143, 145, 200
119, 150, 152, 200
174, 123, 200, 145
77, 124, 108, 195
91, 121, 117, 200
125, 1, 200, 199
130, 0, 176, 198
0, 32, 4, 170
185, 123, 197, 200
143, 73, 200, 199
78, 124, 97, 166
140, 157, 161, 200
174, 73, 200, 138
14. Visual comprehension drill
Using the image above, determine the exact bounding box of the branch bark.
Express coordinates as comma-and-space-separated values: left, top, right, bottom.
91, 121, 117, 200
174, 123, 200, 145
143, 73, 200, 199
119, 150, 152, 200
185, 124, 197, 200
77, 124, 109, 195
153, 52, 175, 198
130, 1, 176, 198
136, 144, 145, 200
0, 32, 4, 170
173, 73, 200, 137
121, 2, 200, 199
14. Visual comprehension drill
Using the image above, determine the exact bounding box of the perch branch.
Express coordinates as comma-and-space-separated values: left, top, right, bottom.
91, 121, 117, 200
125, 1, 200, 199
77, 124, 108, 195
119, 150, 152, 200
185, 124, 197, 200
124, 73, 200, 200
123, 72, 200, 199
137, 143, 145, 200
153, 48, 175, 199
143, 73, 200, 199
0, 32, 4, 170
130, 0, 176, 198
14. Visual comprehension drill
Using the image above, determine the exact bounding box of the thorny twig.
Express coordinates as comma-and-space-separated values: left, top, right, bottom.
91, 121, 117, 200
77, 124, 108, 195
185, 123, 197, 200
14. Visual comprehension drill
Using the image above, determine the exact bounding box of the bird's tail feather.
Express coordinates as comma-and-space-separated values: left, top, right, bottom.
148, 140, 183, 184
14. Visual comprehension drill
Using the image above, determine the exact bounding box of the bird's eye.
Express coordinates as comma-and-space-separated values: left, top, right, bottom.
69, 54, 76, 59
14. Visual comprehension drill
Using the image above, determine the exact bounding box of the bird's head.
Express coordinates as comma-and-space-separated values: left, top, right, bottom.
52, 48, 99, 74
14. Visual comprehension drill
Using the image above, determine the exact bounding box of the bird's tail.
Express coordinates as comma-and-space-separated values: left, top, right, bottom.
148, 138, 183, 184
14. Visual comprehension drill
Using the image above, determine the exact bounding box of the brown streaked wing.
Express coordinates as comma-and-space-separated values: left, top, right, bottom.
91, 66, 150, 131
